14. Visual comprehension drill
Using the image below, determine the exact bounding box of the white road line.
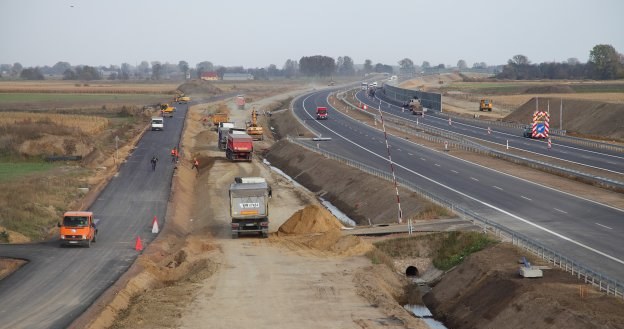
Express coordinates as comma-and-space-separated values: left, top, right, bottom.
435, 164, 441, 167
554, 208, 568, 214
408, 153, 413, 156
420, 157, 426, 161
595, 223, 613, 230
521, 196, 532, 201
470, 177, 479, 181
451, 170, 459, 174
493, 186, 503, 191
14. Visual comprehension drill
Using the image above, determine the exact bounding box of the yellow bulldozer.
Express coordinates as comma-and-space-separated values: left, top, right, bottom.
246, 108, 264, 141
174, 92, 191, 104
479, 99, 493, 112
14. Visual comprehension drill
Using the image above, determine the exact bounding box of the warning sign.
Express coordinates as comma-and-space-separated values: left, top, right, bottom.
532, 111, 550, 139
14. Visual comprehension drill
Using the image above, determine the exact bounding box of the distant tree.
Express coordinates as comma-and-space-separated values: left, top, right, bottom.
178, 60, 189, 79
338, 56, 355, 76
567, 58, 580, 65
120, 63, 132, 80
195, 61, 214, 78
374, 63, 393, 74
108, 72, 118, 80
472, 62, 487, 69
75, 66, 101, 80
215, 66, 226, 79
20, 67, 45, 80
457, 59, 467, 70
421, 61, 431, 70
363, 59, 373, 74
299, 55, 335, 77
398, 58, 415, 76
589, 44, 622, 79
151, 62, 163, 80
510, 54, 530, 66
267, 64, 280, 77
436, 64, 446, 69
51, 61, 71, 75
11, 62, 23, 77
283, 59, 298, 78
62, 68, 76, 80
137, 61, 150, 79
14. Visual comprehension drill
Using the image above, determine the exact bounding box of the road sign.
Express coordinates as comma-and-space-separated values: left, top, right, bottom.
548, 138, 552, 150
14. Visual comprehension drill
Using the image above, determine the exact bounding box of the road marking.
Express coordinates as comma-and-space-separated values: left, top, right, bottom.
595, 223, 613, 230
554, 208, 568, 214
493, 186, 503, 191
420, 157, 426, 161
470, 177, 479, 181
435, 163, 441, 167
408, 153, 413, 156
521, 196, 532, 201
451, 170, 459, 174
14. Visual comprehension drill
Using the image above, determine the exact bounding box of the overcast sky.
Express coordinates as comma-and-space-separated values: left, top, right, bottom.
1, 0, 623, 69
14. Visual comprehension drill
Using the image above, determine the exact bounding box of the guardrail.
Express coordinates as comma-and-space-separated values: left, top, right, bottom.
286, 136, 624, 299
336, 91, 624, 192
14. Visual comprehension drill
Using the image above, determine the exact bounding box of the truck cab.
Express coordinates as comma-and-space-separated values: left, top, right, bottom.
58, 211, 98, 247
316, 107, 328, 120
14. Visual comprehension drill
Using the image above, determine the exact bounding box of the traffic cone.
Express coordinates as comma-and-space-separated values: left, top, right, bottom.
135, 236, 143, 251
152, 216, 159, 234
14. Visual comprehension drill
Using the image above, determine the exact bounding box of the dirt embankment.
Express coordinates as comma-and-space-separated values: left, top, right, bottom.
424, 244, 624, 329
505, 97, 624, 141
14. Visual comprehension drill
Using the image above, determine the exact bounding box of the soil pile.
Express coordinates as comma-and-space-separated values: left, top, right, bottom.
423, 243, 624, 329
178, 80, 222, 95
278, 205, 343, 234
505, 97, 624, 141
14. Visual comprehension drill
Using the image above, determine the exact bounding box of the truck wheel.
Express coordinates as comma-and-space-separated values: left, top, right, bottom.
86, 239, 91, 248
92, 234, 96, 243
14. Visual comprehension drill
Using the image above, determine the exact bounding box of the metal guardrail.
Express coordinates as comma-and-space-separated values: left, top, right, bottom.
337, 91, 624, 192
286, 136, 624, 299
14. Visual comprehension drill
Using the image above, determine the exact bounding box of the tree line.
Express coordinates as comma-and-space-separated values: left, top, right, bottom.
497, 44, 624, 80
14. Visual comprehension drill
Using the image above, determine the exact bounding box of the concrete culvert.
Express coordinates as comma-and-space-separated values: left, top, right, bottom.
405, 266, 418, 277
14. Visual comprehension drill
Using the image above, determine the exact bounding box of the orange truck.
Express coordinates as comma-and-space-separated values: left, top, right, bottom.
58, 211, 99, 247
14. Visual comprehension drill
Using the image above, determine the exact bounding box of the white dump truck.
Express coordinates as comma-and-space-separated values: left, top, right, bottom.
229, 177, 271, 239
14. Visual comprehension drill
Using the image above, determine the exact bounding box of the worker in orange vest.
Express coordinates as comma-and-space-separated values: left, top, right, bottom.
192, 157, 199, 172
171, 147, 177, 163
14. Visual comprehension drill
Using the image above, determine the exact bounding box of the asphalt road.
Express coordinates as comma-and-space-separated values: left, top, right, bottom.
358, 90, 624, 176
294, 89, 624, 282
0, 105, 188, 329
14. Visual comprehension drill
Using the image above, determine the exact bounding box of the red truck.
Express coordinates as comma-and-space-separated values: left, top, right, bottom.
226, 133, 253, 161
316, 107, 328, 120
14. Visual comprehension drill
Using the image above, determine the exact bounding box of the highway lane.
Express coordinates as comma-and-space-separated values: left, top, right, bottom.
295, 89, 624, 281
0, 105, 188, 329
357, 90, 624, 176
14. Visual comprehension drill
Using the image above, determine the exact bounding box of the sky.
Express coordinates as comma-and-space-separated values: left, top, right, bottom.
1, 0, 623, 69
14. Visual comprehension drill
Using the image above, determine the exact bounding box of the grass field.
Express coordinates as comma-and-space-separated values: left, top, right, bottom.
0, 162, 57, 182
0, 81, 180, 93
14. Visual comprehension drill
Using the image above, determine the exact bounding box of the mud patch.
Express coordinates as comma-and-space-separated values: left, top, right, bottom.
0, 258, 27, 281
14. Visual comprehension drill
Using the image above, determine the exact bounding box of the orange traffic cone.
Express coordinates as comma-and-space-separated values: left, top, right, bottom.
135, 236, 143, 251
151, 216, 159, 234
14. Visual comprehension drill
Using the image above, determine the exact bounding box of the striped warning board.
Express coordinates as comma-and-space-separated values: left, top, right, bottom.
532, 111, 550, 139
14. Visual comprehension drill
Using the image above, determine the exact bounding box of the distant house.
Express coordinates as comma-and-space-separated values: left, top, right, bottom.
223, 73, 254, 81
201, 71, 219, 81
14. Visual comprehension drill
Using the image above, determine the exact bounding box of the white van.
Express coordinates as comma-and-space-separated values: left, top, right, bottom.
151, 117, 164, 131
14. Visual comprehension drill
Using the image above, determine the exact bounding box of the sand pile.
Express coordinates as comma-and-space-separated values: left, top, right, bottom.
278, 205, 343, 234
178, 80, 222, 95
275, 205, 372, 256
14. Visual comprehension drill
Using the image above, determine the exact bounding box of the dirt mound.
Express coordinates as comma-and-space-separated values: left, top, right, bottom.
423, 243, 624, 329
177, 80, 222, 95
278, 205, 343, 234
504, 97, 624, 140
524, 85, 574, 94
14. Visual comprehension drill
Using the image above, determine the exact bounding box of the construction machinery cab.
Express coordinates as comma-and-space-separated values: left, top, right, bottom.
479, 99, 493, 112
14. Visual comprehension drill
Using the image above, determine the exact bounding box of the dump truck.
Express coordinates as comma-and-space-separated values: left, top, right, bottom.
246, 108, 264, 140
316, 107, 328, 120
212, 112, 230, 126
236, 95, 246, 110
174, 92, 191, 104
407, 97, 424, 115
58, 211, 99, 247
160, 103, 176, 118
479, 99, 493, 112
229, 177, 270, 239
218, 122, 235, 150
226, 133, 253, 161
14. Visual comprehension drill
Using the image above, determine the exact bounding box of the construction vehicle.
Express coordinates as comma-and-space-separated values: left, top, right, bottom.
522, 125, 533, 138
160, 103, 176, 118
218, 122, 236, 150
479, 99, 493, 112
212, 112, 230, 126
245, 108, 264, 140
407, 97, 424, 115
226, 133, 253, 161
58, 211, 99, 247
236, 95, 246, 110
316, 107, 328, 120
229, 177, 271, 239
175, 94, 191, 104
151, 117, 164, 131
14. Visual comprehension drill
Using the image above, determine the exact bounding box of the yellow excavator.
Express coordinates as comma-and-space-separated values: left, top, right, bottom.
246, 108, 264, 141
